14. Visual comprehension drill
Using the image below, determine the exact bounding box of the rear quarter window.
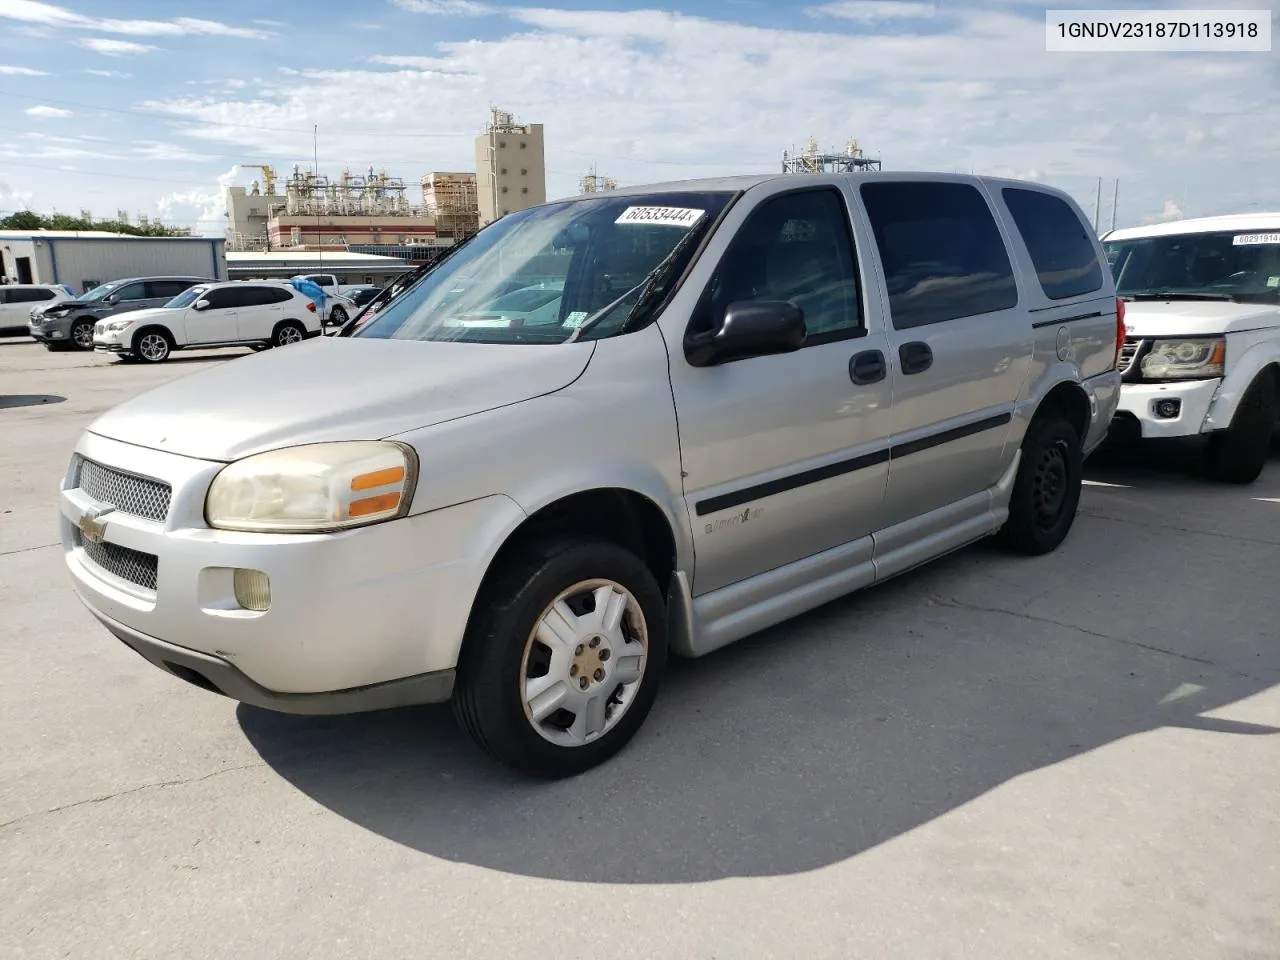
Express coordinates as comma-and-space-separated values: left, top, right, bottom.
860, 181, 1018, 329
1002, 187, 1104, 300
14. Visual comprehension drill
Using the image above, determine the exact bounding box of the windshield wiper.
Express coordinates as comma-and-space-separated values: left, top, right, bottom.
565, 222, 710, 344
1126, 291, 1236, 302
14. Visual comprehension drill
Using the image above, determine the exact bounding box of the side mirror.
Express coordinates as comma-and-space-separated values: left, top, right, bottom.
684, 300, 807, 367
104, 294, 119, 304
192, 299, 210, 311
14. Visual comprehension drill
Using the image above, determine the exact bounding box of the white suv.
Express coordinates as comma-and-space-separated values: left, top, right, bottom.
92, 280, 322, 363
0, 283, 70, 335
1102, 212, 1280, 483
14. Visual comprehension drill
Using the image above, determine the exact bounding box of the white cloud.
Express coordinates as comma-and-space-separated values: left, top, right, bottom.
156, 165, 240, 231
84, 68, 131, 78
806, 1, 938, 21
0, 64, 48, 75
0, 1, 270, 39
391, 0, 492, 14
0, 178, 36, 209
76, 37, 158, 56
1144, 200, 1184, 224
25, 104, 73, 118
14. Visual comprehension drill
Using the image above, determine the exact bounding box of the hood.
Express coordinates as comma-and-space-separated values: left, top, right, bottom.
40, 299, 98, 312
109, 306, 175, 325
1122, 299, 1280, 338
87, 335, 596, 461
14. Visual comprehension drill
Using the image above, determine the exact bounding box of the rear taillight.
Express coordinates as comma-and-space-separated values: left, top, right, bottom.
306, 301, 316, 313
1113, 297, 1126, 369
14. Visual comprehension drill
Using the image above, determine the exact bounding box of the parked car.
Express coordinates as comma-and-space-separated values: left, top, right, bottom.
1101, 212, 1280, 483
343, 286, 382, 309
0, 283, 70, 336
59, 173, 1122, 777
91, 279, 322, 363
28, 276, 209, 351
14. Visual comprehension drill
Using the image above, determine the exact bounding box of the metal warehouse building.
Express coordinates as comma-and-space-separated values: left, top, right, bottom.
0, 231, 226, 295
226, 250, 414, 287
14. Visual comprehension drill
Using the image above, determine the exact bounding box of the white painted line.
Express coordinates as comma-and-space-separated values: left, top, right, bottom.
1253, 497, 1280, 504
1083, 479, 1131, 488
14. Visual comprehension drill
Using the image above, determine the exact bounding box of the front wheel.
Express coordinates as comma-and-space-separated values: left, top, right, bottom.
453, 536, 668, 778
69, 320, 95, 351
998, 415, 1083, 556
1203, 372, 1277, 484
134, 328, 173, 364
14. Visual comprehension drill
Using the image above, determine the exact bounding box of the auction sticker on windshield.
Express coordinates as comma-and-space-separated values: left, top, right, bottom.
1233, 233, 1280, 246
615, 206, 706, 228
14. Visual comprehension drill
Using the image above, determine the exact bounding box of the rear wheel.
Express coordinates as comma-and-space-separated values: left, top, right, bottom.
329, 306, 347, 326
998, 415, 1083, 556
69, 319, 95, 351
134, 328, 173, 364
453, 535, 668, 778
273, 322, 305, 347
1203, 371, 1277, 484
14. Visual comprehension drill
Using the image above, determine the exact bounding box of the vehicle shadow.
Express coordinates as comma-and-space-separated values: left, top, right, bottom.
0, 394, 67, 409
238, 536, 1279, 884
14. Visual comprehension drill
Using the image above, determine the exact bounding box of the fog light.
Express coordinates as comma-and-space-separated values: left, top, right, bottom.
233, 568, 271, 611
1153, 398, 1181, 419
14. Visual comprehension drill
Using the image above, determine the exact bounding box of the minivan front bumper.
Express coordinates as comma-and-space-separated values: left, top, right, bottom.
61, 431, 525, 710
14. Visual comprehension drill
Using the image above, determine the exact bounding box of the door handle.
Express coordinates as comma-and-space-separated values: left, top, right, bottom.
899, 341, 933, 375
848, 349, 887, 385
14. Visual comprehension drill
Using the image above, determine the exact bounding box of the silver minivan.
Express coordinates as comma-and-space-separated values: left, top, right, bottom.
60, 173, 1123, 777
29, 276, 209, 350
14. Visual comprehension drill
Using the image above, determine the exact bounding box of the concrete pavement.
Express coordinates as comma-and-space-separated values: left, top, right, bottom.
2, 337, 1277, 959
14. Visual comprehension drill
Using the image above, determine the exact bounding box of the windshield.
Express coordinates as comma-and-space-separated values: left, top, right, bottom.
165, 286, 208, 309
1104, 230, 1280, 302
81, 281, 121, 302
354, 191, 734, 344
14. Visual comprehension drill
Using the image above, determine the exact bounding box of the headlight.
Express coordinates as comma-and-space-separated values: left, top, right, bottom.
103, 319, 135, 332
1139, 338, 1225, 380
205, 441, 418, 533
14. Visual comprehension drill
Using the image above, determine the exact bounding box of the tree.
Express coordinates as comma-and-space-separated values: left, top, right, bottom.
0, 210, 191, 236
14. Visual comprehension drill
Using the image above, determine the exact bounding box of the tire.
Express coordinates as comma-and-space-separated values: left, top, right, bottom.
453, 535, 668, 778
998, 415, 1083, 556
133, 327, 173, 364
273, 322, 305, 347
1203, 371, 1277, 484
329, 306, 347, 326
69, 319, 95, 351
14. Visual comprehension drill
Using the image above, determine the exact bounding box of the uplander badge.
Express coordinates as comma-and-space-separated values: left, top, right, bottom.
704, 507, 763, 535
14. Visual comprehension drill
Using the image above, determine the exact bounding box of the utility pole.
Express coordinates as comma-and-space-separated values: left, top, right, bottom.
1110, 179, 1119, 232
1094, 176, 1102, 230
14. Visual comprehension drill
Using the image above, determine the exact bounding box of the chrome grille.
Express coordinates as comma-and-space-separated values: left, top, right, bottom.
76, 457, 171, 522
1117, 337, 1142, 374
76, 535, 159, 590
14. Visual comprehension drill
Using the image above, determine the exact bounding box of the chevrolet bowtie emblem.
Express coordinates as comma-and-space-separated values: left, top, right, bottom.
77, 506, 114, 544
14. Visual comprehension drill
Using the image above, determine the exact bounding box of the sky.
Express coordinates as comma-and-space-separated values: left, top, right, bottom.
0, 0, 1276, 236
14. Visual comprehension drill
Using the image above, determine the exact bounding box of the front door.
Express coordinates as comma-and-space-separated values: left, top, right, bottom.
664, 184, 895, 596
182, 287, 239, 344
855, 178, 1030, 545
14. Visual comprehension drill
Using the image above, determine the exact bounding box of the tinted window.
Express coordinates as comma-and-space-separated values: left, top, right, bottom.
146, 279, 197, 299
1002, 188, 1103, 300
694, 188, 863, 342
112, 282, 148, 301
201, 288, 240, 310
167, 286, 207, 309
7, 288, 57, 303
238, 285, 292, 306
861, 181, 1017, 329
